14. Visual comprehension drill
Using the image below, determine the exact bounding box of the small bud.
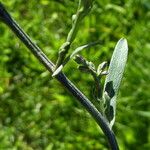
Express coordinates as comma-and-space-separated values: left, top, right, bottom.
101, 71, 108, 76
59, 42, 70, 50
98, 61, 107, 70
88, 61, 96, 71
97, 61, 107, 76
74, 55, 86, 64
72, 14, 76, 22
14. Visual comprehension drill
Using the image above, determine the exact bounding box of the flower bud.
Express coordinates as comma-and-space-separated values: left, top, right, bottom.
74, 55, 86, 64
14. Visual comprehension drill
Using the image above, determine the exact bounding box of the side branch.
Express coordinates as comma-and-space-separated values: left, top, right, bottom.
0, 3, 119, 150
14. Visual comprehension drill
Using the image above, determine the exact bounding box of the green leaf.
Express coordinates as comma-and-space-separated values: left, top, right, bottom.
52, 65, 63, 77
103, 38, 128, 128
74, 55, 86, 65
70, 41, 100, 59
88, 61, 96, 72
97, 61, 107, 76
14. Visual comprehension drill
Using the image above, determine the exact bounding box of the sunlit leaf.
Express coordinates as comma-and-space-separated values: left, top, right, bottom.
97, 61, 107, 76
70, 41, 100, 59
52, 65, 63, 77
103, 38, 128, 128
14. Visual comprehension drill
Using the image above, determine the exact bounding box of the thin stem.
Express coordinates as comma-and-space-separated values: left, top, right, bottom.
55, 0, 93, 69
91, 72, 102, 99
0, 3, 119, 150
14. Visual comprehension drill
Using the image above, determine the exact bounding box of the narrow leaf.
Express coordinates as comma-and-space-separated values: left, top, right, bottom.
97, 61, 107, 76
103, 38, 128, 128
70, 41, 100, 59
52, 65, 63, 77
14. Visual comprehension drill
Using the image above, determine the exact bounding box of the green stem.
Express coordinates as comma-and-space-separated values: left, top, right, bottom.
55, 42, 71, 69
66, 10, 83, 43
92, 72, 102, 99
55, 0, 92, 69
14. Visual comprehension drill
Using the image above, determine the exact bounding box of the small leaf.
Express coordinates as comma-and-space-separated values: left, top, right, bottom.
103, 38, 128, 128
74, 55, 86, 64
52, 65, 63, 77
70, 41, 100, 59
88, 61, 96, 71
101, 71, 108, 76
97, 61, 107, 76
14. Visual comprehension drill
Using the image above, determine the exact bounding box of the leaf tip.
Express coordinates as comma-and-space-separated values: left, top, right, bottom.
52, 65, 63, 77
119, 38, 128, 50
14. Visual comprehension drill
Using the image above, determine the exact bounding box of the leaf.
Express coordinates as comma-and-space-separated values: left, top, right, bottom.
103, 38, 128, 128
74, 55, 86, 65
88, 61, 96, 71
70, 41, 100, 59
97, 61, 107, 76
52, 65, 63, 77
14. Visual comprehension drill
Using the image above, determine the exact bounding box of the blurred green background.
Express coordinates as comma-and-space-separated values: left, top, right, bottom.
0, 0, 150, 149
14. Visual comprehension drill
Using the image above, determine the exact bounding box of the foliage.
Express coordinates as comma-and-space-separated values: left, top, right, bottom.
0, 0, 150, 149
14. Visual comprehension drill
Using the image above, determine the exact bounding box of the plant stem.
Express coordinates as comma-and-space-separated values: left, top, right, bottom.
55, 0, 93, 69
0, 3, 119, 150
